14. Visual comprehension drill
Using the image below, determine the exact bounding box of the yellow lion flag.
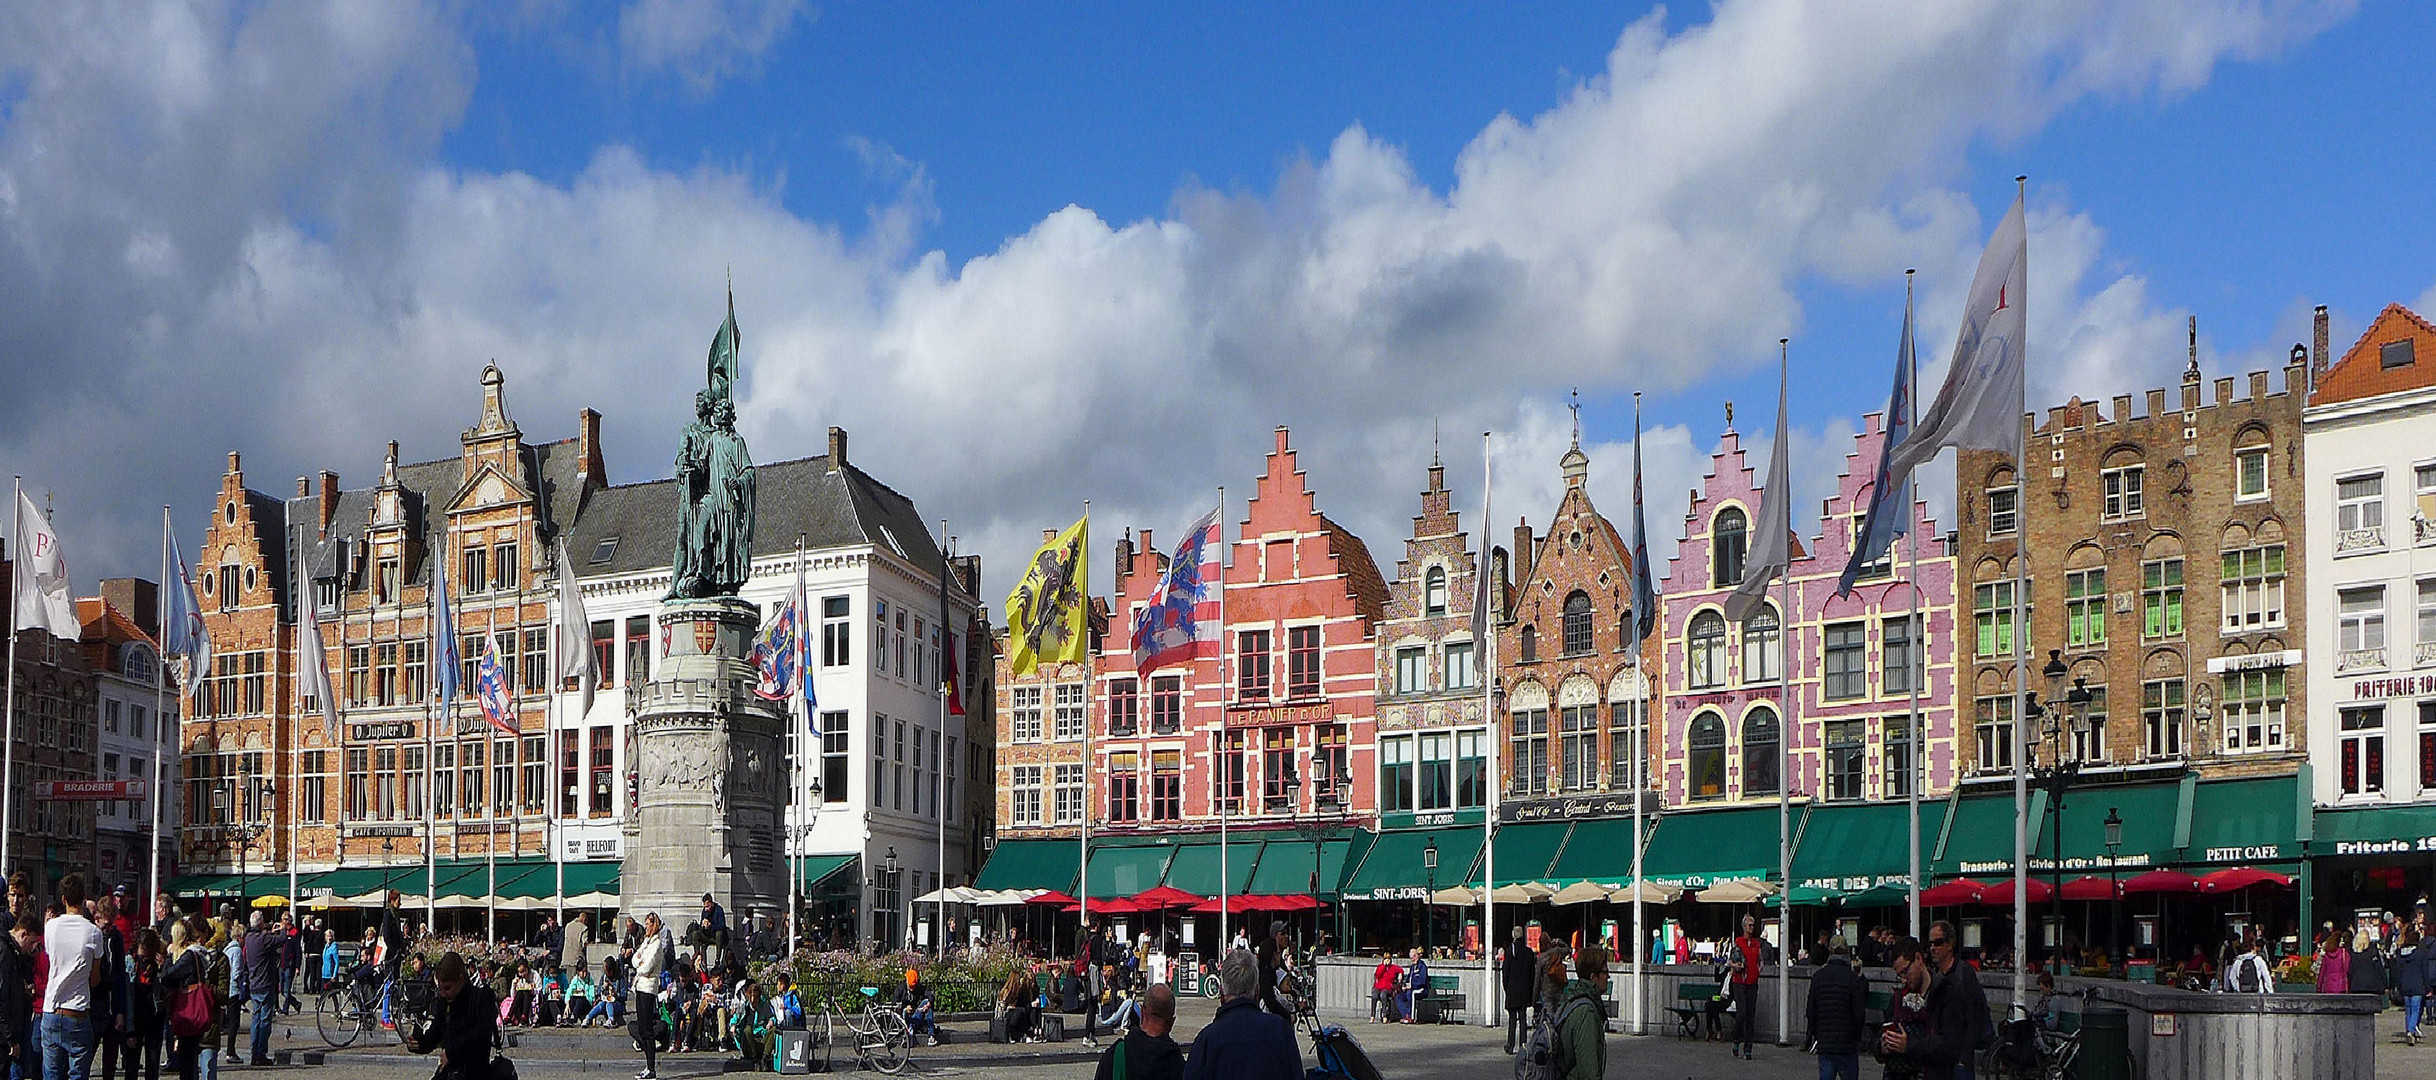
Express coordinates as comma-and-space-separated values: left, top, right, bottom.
1005, 514, 1090, 678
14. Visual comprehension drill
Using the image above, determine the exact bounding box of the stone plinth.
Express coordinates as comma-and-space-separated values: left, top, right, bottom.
621, 597, 788, 927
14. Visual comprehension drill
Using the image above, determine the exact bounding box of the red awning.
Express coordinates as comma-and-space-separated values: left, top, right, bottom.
1918, 879, 1986, 906
1976, 878, 2054, 906
1130, 886, 1205, 909
2060, 877, 2121, 901
2121, 870, 2201, 895
2198, 868, 2294, 893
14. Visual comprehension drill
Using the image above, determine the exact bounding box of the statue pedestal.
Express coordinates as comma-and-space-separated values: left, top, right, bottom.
621, 597, 787, 930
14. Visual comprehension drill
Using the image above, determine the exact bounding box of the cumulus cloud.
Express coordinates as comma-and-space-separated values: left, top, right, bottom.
0, 0, 2353, 610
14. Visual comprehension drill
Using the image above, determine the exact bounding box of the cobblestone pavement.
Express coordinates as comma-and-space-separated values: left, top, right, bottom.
214, 996, 2436, 1078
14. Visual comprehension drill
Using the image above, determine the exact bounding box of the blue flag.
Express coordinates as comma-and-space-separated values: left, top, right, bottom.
1630, 398, 1659, 644
433, 529, 462, 707
1837, 278, 1918, 597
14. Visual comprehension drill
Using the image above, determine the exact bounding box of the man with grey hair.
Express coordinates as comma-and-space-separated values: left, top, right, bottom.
1180, 950, 1299, 1080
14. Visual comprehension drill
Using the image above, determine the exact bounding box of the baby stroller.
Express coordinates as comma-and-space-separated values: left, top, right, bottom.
1301, 1002, 1383, 1080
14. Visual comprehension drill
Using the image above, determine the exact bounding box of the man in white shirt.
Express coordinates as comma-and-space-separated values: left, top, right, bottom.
40, 874, 106, 1080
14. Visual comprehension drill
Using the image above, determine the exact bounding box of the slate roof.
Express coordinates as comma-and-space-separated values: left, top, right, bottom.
282, 438, 591, 595
565, 454, 944, 579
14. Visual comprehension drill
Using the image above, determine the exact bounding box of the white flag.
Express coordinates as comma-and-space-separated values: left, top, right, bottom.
11, 488, 81, 638
1726, 364, 1792, 624
296, 588, 340, 738
1880, 194, 2028, 486
553, 540, 597, 715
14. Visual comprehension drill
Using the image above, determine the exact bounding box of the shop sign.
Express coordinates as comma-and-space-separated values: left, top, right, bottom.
2201, 844, 2287, 863
2206, 651, 2301, 674
2352, 674, 2436, 700
1499, 792, 1653, 823
1226, 703, 1334, 727
351, 721, 416, 741
1367, 886, 1432, 900
2021, 854, 2156, 872
345, 825, 417, 839
2329, 837, 2436, 857
1380, 809, 1483, 830
34, 780, 146, 800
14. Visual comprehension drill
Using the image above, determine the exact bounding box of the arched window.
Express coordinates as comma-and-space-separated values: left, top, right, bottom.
1689, 713, 1727, 800
1562, 591, 1594, 656
1519, 624, 1538, 662
1423, 567, 1449, 615
1742, 707, 1780, 796
1686, 611, 1726, 689
1713, 507, 1749, 585
1740, 605, 1781, 683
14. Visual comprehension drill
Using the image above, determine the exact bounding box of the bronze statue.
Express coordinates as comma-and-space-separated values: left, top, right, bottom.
668, 293, 756, 599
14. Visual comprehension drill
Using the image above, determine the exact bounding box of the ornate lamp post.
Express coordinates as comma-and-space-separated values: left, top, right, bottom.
2030, 649, 2088, 971
1421, 838, 1440, 959
2104, 807, 2123, 967
884, 846, 900, 950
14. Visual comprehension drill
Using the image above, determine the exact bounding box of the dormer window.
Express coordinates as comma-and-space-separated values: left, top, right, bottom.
2383, 339, 2416, 370
590, 537, 619, 564
1712, 508, 1749, 585
1423, 567, 1448, 615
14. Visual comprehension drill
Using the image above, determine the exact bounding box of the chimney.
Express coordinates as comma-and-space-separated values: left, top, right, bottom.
318, 471, 340, 536
1512, 522, 1536, 588
1114, 530, 1135, 584
296, 477, 309, 499
2312, 304, 2331, 389
577, 409, 604, 488
99, 578, 159, 639
828, 426, 848, 471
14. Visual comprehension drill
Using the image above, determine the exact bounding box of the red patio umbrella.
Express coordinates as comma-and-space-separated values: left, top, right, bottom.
1131, 886, 1205, 909
1975, 878, 2053, 906
2198, 868, 2293, 893
1084, 896, 1151, 914
1259, 894, 1319, 911
1184, 895, 1259, 914
1026, 890, 1079, 907
2121, 870, 2200, 895
1918, 879, 1986, 906
2060, 876, 2121, 901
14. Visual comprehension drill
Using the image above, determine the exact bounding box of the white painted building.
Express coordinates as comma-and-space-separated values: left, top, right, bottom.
78, 591, 182, 896
558, 427, 985, 948
2303, 304, 2436, 805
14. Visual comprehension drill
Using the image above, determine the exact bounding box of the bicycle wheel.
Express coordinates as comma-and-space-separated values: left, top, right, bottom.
316, 988, 362, 1047
865, 1010, 912, 1075
812, 1007, 836, 1075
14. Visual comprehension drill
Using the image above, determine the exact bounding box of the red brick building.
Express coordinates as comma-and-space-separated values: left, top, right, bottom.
3, 551, 98, 895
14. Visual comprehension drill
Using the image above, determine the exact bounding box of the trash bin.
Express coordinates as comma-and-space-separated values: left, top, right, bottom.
2076, 1006, 2130, 1080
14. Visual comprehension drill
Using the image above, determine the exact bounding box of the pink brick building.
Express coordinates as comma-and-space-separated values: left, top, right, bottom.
1658, 413, 1961, 808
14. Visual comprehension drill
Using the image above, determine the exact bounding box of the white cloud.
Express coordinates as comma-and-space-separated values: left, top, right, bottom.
0, 0, 2352, 610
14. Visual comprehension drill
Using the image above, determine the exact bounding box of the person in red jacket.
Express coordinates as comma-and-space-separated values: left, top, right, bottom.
1728, 914, 1764, 1060
1368, 956, 1401, 1023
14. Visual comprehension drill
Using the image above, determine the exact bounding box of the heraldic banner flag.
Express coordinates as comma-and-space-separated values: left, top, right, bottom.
1005, 514, 1089, 679
1131, 505, 1222, 675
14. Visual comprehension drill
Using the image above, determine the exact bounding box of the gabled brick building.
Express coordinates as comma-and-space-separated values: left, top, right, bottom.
1373, 457, 1492, 828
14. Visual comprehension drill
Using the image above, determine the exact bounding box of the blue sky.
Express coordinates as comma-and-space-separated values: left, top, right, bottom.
3, 1, 2431, 602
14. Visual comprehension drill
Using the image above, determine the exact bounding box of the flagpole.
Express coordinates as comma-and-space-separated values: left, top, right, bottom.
936, 518, 951, 959
152, 507, 171, 911
1216, 487, 1229, 954
1774, 342, 1793, 1048
1478, 431, 1497, 1029
551, 589, 564, 928
791, 534, 805, 958
1629, 395, 1646, 1036
4, 477, 24, 876
1904, 268, 1925, 940
290, 524, 304, 913
2011, 174, 2030, 1009
424, 547, 436, 931
1079, 500, 1089, 970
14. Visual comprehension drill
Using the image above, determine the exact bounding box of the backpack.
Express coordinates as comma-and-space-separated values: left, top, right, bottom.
1514, 995, 1595, 1080
2232, 954, 2265, 993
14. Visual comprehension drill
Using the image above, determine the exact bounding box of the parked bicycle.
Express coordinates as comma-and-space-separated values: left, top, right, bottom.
315, 967, 436, 1048
804, 986, 912, 1075
1981, 987, 2139, 1080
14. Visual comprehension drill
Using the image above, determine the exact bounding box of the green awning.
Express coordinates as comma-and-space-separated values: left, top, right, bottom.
1791, 800, 1947, 891
1636, 805, 1786, 887
2179, 776, 2304, 867
1244, 833, 1369, 897
558, 861, 619, 895
2036, 780, 2179, 875
1545, 817, 1639, 884
1788, 884, 1846, 907
1493, 822, 1574, 884
431, 863, 493, 898
304, 868, 395, 898
167, 874, 238, 897
2312, 802, 2436, 854
1085, 844, 1175, 899
1160, 839, 1265, 898
1932, 791, 2052, 878
973, 839, 1079, 893
1346, 828, 1482, 899
796, 854, 859, 892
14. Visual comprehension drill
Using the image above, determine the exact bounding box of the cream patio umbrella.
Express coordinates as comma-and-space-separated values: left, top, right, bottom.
1489, 882, 1556, 904
1693, 878, 1778, 904
1429, 886, 1483, 906
1548, 882, 1613, 906
1608, 881, 1683, 905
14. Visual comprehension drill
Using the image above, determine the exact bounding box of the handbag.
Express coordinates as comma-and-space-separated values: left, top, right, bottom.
169, 981, 216, 1038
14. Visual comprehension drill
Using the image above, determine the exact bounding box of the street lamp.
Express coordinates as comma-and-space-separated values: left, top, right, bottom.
2104, 807, 2123, 966
1422, 838, 1440, 960
884, 846, 900, 949
2030, 649, 2084, 971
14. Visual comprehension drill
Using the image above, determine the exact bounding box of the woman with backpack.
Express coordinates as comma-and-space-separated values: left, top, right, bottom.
162, 920, 216, 1080
2349, 931, 2389, 1009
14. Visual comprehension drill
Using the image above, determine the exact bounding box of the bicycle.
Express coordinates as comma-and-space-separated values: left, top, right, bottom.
805, 986, 912, 1075
315, 967, 436, 1048
1980, 987, 2139, 1080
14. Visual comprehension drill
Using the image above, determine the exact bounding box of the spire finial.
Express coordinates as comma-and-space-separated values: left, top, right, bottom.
1432, 418, 1441, 467
1725, 400, 1735, 430
1568, 387, 1582, 449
